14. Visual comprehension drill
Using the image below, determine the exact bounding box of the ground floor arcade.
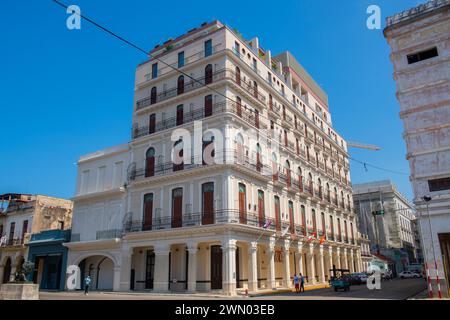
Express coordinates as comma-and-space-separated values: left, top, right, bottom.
66, 225, 362, 295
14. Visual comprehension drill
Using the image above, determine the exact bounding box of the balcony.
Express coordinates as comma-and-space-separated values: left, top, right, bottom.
128, 149, 273, 183
136, 68, 266, 112
155, 44, 223, 77
0, 237, 26, 247
123, 210, 275, 233
29, 229, 71, 243
132, 100, 264, 140
268, 103, 281, 118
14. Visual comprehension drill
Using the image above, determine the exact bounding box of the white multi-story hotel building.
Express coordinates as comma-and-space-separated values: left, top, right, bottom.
66, 21, 361, 295
384, 0, 450, 296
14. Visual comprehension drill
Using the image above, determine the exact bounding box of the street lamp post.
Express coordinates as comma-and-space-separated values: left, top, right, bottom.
422, 196, 442, 299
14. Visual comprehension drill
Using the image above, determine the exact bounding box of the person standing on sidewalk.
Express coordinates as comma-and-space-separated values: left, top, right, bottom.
84, 275, 92, 295
293, 274, 300, 293
299, 273, 305, 292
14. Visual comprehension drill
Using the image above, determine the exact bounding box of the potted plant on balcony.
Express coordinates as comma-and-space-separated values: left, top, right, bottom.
0, 261, 39, 300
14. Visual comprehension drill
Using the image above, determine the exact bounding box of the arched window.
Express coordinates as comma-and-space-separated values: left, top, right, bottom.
235, 66, 241, 85
202, 182, 214, 225
176, 104, 184, 126
173, 140, 184, 172
145, 147, 155, 177
341, 191, 345, 209
284, 160, 291, 187
272, 153, 278, 181
256, 143, 262, 172
238, 183, 247, 224
311, 209, 317, 236
236, 133, 244, 163
204, 94, 213, 117
203, 134, 215, 165
148, 113, 156, 134
317, 178, 323, 199
274, 195, 281, 231
236, 96, 242, 117
253, 81, 258, 98
257, 190, 265, 227
143, 193, 153, 231
347, 194, 351, 211
301, 205, 306, 235
308, 173, 314, 196
288, 200, 295, 234
297, 167, 303, 192
172, 188, 183, 228
177, 75, 184, 95
334, 187, 338, 206
205, 64, 213, 85
326, 183, 331, 202
150, 86, 157, 104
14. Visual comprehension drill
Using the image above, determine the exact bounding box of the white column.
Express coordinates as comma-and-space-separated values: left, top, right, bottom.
318, 245, 325, 283
187, 243, 198, 293
349, 250, 355, 273
342, 248, 348, 270
336, 247, 341, 269
222, 239, 237, 296
328, 246, 334, 279
153, 244, 170, 292
10, 266, 17, 282
307, 243, 315, 285
295, 241, 304, 276
266, 237, 276, 289
116, 248, 132, 291
283, 239, 291, 288
248, 242, 258, 291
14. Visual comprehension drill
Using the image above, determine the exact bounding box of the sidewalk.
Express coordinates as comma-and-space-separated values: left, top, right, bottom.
245, 283, 330, 297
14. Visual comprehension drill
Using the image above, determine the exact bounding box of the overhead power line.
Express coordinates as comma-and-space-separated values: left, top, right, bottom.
53, 0, 409, 178
349, 157, 409, 176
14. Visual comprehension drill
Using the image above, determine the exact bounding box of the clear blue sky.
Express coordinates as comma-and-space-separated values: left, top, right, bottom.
0, 0, 423, 201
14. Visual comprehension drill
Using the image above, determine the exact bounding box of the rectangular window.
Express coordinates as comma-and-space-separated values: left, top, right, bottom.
22, 220, 28, 241
178, 51, 185, 68
407, 47, 438, 64
205, 39, 212, 57
252, 58, 257, 70
58, 221, 64, 230
234, 41, 240, 55
429, 177, 450, 192
151, 63, 158, 79
9, 222, 15, 243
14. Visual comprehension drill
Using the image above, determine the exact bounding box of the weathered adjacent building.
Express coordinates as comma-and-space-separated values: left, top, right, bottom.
0, 194, 73, 286
353, 180, 417, 275
384, 0, 450, 296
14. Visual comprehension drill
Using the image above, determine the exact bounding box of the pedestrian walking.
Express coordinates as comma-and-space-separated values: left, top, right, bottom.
293, 274, 300, 293
299, 273, 305, 292
84, 275, 92, 295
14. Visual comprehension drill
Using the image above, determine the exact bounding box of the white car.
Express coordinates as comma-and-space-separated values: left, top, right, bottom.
399, 271, 421, 279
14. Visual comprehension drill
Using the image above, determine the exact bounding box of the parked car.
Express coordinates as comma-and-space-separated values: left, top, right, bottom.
399, 271, 421, 279
349, 273, 368, 285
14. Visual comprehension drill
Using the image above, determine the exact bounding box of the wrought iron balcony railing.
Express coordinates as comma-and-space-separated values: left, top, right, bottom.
136, 68, 266, 111
132, 100, 265, 139
128, 149, 273, 182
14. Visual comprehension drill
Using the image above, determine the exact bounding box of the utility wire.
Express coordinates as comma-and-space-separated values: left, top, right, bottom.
349, 157, 409, 176
53, 0, 408, 178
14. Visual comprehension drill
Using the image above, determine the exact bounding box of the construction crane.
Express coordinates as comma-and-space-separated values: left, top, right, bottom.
347, 141, 381, 151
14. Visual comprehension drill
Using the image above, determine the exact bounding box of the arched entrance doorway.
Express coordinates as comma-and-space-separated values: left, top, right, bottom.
78, 255, 114, 291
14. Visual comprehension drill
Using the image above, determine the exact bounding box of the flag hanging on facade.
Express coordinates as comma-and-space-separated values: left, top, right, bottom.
263, 220, 272, 229
319, 235, 326, 245
281, 226, 289, 237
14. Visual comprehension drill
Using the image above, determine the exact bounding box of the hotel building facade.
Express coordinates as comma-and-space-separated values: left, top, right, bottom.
66, 21, 361, 295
